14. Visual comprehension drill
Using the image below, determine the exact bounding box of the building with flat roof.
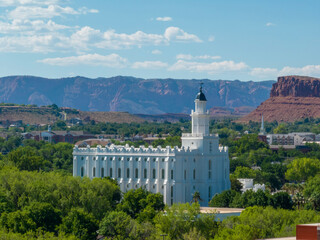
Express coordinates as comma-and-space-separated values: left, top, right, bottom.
72, 85, 231, 206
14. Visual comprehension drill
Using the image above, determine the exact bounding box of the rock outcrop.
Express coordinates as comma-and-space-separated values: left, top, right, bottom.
270, 76, 320, 97
239, 76, 320, 122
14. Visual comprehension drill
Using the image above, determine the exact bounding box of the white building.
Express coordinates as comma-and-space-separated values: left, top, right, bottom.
73, 86, 231, 206
237, 178, 265, 192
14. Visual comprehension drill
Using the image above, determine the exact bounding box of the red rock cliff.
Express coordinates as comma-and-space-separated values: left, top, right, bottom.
270, 75, 320, 98
239, 75, 320, 122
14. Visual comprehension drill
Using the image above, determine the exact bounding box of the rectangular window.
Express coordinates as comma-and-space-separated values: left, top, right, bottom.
101, 168, 104, 178
171, 186, 174, 205
171, 170, 174, 180
184, 170, 186, 180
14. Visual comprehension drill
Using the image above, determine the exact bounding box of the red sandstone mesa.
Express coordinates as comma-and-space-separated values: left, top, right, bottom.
239, 75, 320, 123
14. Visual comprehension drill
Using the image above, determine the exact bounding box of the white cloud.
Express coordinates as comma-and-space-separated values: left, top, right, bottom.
250, 67, 278, 78
132, 61, 168, 69
0, 11, 201, 53
250, 65, 320, 79
38, 53, 127, 67
279, 65, 320, 77
68, 26, 201, 51
208, 35, 215, 42
169, 60, 248, 73
7, 5, 97, 19
100, 29, 165, 49
152, 49, 162, 54
69, 26, 102, 51
0, 19, 69, 33
176, 54, 221, 60
266, 22, 275, 27
0, 34, 62, 52
0, 0, 60, 6
156, 16, 172, 22
164, 27, 202, 42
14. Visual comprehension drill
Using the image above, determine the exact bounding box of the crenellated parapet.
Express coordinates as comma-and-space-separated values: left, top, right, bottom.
73, 143, 194, 155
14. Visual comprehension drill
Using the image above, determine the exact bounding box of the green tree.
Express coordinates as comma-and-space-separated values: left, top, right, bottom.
155, 203, 217, 240
98, 211, 137, 240
6, 146, 48, 171
117, 188, 164, 220
59, 208, 98, 240
272, 192, 293, 210
232, 166, 256, 179
209, 190, 239, 208
230, 177, 242, 192
0, 210, 36, 234
23, 202, 61, 232
215, 224, 258, 240
191, 191, 202, 203
273, 123, 288, 134
285, 158, 320, 182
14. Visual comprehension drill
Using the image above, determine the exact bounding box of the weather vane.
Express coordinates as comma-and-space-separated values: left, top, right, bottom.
200, 81, 203, 91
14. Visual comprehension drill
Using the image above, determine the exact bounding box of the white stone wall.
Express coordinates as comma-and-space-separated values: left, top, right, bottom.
73, 143, 230, 206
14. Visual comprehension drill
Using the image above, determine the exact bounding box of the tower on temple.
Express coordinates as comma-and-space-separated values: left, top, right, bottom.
259, 113, 265, 135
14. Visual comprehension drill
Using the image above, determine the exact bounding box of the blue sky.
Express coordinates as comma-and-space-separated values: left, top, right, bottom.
0, 0, 319, 81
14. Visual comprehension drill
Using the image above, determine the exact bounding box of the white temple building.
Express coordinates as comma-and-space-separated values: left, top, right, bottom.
73, 85, 231, 206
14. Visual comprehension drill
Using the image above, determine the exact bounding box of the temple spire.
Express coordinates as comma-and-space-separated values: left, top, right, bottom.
195, 82, 207, 101
259, 113, 265, 135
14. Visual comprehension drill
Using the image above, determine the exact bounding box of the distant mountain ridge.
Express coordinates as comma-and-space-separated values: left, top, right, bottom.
0, 76, 274, 114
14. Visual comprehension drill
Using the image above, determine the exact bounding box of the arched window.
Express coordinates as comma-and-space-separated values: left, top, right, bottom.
135, 168, 138, 178
81, 167, 84, 177
127, 168, 130, 178
171, 170, 174, 180
193, 169, 196, 180
93, 167, 96, 177
152, 169, 156, 179
110, 168, 113, 178
170, 186, 174, 205
118, 168, 121, 178
161, 169, 165, 179
101, 168, 104, 178
144, 168, 147, 179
